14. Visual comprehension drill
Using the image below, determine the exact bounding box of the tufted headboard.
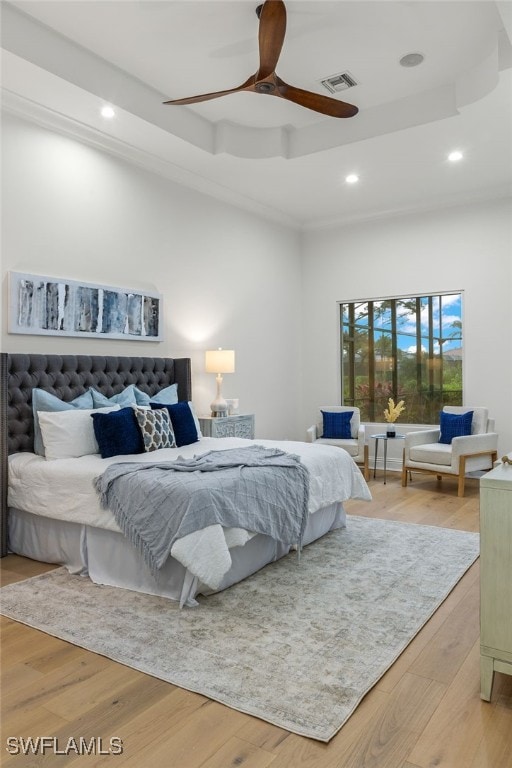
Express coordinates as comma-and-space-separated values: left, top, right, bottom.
0, 353, 192, 556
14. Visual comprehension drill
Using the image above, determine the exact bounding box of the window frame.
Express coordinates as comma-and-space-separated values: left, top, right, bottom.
338, 291, 464, 424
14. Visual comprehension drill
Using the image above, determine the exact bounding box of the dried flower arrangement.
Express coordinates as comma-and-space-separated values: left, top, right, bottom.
384, 398, 406, 423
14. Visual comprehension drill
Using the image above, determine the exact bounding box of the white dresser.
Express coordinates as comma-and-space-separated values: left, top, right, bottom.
480, 457, 512, 700
198, 414, 255, 440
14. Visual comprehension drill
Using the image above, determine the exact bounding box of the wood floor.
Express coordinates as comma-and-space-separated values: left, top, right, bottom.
2, 472, 512, 768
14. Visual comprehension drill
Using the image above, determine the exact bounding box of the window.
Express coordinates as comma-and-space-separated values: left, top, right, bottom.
340, 293, 463, 424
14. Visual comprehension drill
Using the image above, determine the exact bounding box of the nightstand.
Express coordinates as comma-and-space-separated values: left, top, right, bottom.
199, 414, 255, 439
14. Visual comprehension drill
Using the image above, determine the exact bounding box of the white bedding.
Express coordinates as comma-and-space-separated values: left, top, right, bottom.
8, 437, 371, 590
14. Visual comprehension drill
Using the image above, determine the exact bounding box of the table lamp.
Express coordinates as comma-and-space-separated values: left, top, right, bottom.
205, 348, 235, 417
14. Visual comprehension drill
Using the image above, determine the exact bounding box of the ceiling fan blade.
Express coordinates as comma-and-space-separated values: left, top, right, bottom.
164, 76, 256, 106
163, 3, 358, 121
257, 0, 287, 80
276, 77, 358, 118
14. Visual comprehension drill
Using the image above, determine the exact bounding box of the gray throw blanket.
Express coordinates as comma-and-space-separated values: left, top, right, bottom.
94, 446, 309, 575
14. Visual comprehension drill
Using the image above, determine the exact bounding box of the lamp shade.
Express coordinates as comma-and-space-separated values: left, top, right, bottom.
205, 349, 235, 374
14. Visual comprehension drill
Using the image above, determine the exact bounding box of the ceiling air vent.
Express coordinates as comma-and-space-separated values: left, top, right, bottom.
320, 71, 358, 94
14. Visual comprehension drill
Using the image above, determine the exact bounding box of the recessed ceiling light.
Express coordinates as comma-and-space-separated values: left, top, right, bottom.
399, 52, 424, 68
448, 150, 463, 162
101, 106, 116, 119
345, 174, 359, 184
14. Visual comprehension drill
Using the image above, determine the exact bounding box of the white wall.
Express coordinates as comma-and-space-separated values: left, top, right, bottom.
3, 113, 511, 452
301, 199, 512, 456
0, 113, 303, 439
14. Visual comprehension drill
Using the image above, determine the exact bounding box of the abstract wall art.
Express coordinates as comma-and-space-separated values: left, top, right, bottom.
8, 272, 162, 341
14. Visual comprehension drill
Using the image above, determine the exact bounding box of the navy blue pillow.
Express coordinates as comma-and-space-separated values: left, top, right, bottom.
151, 402, 199, 447
91, 407, 144, 458
321, 410, 353, 439
439, 410, 473, 444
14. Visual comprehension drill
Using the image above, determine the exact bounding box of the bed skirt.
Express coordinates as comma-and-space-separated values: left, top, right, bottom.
8, 503, 346, 606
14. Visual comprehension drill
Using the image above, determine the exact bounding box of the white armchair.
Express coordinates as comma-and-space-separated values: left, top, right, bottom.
401, 406, 498, 497
307, 406, 369, 480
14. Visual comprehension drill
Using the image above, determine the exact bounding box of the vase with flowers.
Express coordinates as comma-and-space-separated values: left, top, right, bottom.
384, 397, 406, 437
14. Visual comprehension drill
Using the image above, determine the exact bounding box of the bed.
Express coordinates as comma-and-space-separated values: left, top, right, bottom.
1, 353, 371, 606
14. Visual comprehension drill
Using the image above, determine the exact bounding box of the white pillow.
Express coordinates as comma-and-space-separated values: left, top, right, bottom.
188, 402, 203, 439
38, 406, 120, 460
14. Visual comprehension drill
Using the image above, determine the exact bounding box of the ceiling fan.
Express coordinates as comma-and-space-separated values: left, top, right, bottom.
163, 0, 358, 119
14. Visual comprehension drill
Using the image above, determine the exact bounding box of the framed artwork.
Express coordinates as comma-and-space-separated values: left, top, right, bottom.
8, 272, 162, 341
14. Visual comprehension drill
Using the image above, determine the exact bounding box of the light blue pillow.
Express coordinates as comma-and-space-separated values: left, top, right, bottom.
90, 382, 178, 409
32, 388, 95, 456
150, 383, 179, 405
133, 387, 151, 406
90, 384, 138, 408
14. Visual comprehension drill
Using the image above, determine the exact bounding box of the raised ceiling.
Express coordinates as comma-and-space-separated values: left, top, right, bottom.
1, 0, 512, 228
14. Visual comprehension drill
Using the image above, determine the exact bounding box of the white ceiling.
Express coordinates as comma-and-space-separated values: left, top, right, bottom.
1, 0, 512, 229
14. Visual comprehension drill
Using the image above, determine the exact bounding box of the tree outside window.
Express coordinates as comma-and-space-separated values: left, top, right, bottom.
340, 293, 463, 424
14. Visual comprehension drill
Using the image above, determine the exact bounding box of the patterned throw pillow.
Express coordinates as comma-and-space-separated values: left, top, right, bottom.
134, 407, 176, 452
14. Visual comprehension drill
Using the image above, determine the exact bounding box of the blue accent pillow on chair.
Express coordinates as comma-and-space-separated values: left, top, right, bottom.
321, 410, 353, 439
91, 407, 144, 458
439, 410, 473, 444
151, 402, 199, 447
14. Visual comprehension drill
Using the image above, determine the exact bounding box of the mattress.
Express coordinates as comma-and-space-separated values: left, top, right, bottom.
8, 436, 370, 528
8, 436, 371, 601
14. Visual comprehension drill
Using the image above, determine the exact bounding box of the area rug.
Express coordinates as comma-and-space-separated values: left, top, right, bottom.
0, 516, 479, 742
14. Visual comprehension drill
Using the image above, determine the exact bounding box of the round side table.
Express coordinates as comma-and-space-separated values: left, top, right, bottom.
370, 433, 405, 484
